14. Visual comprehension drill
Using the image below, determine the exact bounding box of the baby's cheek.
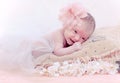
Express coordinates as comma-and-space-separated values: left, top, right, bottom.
79, 39, 84, 44
77, 40, 82, 44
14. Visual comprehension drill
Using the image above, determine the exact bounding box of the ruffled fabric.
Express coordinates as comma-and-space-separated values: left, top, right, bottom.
35, 59, 119, 77
59, 3, 88, 27
35, 49, 120, 77
0, 35, 54, 72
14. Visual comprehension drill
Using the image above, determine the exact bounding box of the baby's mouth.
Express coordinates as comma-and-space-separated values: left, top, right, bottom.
67, 39, 74, 45
70, 39, 75, 43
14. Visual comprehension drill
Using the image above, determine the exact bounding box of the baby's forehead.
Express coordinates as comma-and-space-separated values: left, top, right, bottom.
78, 23, 93, 33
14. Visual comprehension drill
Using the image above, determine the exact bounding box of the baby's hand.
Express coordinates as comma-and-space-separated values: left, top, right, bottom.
72, 42, 82, 51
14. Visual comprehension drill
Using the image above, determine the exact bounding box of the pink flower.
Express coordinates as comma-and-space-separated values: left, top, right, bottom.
59, 3, 88, 26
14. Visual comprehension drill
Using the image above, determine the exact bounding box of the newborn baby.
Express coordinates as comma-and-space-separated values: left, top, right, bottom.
0, 3, 95, 71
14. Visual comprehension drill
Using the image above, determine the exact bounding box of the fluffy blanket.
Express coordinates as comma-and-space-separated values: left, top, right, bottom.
33, 25, 120, 77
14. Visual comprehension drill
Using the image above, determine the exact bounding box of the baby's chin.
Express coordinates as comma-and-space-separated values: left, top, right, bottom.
68, 43, 73, 46
67, 40, 74, 46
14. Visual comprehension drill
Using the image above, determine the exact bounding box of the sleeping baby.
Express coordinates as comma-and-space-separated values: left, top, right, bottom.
32, 3, 95, 57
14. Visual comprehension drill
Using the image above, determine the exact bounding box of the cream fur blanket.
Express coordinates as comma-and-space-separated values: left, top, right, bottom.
0, 25, 120, 77
34, 25, 120, 65
33, 25, 120, 76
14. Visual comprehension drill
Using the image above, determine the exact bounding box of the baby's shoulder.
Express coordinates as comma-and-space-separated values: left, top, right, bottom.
42, 29, 64, 45
53, 29, 64, 40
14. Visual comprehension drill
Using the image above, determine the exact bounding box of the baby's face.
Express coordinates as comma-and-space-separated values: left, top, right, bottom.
64, 24, 91, 45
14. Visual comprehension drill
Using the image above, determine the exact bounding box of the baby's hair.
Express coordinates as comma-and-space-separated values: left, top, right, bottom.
82, 13, 96, 35
59, 3, 96, 35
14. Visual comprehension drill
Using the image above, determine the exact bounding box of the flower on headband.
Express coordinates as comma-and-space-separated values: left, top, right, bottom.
59, 3, 88, 26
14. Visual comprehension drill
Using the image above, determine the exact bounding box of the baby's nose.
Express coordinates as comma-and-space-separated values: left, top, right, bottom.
74, 35, 80, 41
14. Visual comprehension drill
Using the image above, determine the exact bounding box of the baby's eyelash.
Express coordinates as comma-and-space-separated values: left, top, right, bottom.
74, 30, 77, 33
82, 37, 85, 40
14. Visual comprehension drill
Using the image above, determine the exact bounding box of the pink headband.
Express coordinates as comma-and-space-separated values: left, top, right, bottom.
59, 3, 88, 26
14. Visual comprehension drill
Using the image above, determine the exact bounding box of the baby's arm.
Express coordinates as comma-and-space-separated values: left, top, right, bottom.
53, 42, 82, 56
